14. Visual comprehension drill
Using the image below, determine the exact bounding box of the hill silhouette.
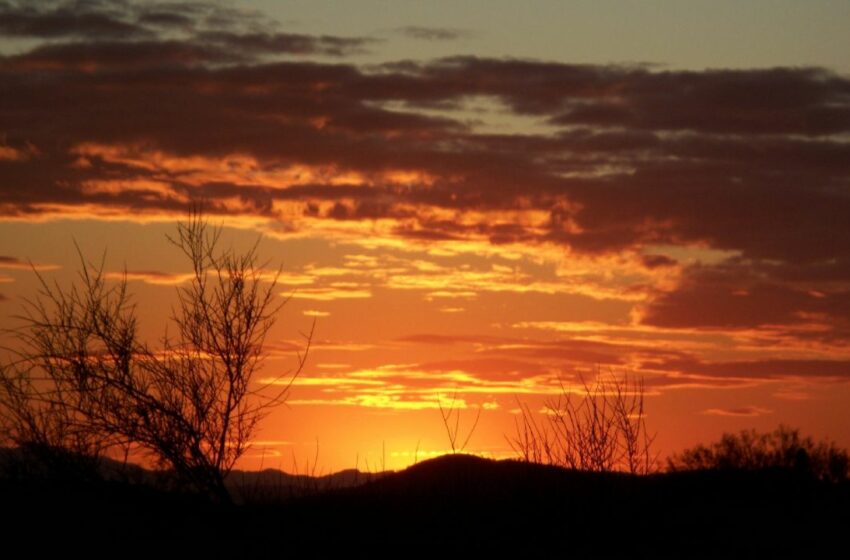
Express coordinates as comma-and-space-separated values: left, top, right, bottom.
1, 452, 848, 552
280, 454, 849, 553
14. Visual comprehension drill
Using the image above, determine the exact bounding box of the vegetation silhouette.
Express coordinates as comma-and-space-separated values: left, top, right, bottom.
669, 424, 849, 483
0, 212, 311, 503
508, 371, 657, 474
437, 391, 481, 454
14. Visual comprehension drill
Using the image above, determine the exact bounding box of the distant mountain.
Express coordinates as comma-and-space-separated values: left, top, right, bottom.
226, 466, 384, 502
0, 445, 383, 501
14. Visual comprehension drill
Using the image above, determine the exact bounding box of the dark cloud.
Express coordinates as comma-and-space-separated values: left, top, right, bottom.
2, 51, 848, 267
0, 0, 152, 39
136, 10, 194, 29
395, 26, 468, 41
196, 31, 376, 57
0, 0, 373, 57
550, 67, 850, 136
648, 357, 850, 380
5, 40, 239, 70
641, 255, 677, 269
1, 1, 850, 344
484, 338, 691, 367
0, 256, 26, 267
641, 262, 850, 333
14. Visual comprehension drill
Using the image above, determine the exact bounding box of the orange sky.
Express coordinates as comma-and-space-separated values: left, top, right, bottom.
1, 0, 850, 473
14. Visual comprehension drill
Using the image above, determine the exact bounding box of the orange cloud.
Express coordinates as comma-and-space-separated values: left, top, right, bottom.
286, 287, 372, 301
702, 406, 773, 417
103, 270, 195, 285
0, 256, 60, 272
0, 144, 38, 161
303, 309, 331, 317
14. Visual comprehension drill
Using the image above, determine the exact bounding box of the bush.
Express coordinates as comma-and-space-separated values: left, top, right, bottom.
508, 372, 657, 474
668, 425, 849, 483
0, 212, 311, 502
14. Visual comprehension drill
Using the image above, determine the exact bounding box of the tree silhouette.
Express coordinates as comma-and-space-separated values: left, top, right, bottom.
668, 425, 849, 482
508, 371, 657, 474
0, 212, 311, 502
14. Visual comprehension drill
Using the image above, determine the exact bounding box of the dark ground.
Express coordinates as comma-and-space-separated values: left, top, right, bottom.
2, 453, 848, 554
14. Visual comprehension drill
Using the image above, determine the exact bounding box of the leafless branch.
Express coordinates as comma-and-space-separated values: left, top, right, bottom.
0, 209, 310, 502
508, 370, 657, 474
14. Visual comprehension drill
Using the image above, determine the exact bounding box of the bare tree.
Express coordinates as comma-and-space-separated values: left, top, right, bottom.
0, 251, 135, 479
0, 212, 310, 502
438, 392, 481, 454
508, 371, 657, 474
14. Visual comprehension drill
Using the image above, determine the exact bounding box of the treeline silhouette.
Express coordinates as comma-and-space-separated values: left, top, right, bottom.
1, 439, 848, 552
669, 425, 849, 483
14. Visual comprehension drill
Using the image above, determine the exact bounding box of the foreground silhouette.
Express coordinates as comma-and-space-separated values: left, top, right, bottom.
2, 451, 847, 552
0, 214, 310, 504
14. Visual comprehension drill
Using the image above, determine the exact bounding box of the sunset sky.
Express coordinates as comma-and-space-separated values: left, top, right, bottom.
1, 0, 850, 473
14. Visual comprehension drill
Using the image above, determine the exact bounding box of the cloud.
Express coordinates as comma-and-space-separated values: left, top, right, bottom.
548, 67, 850, 136
196, 31, 376, 57
268, 339, 374, 354
772, 389, 812, 401
1, 1, 850, 349
285, 287, 372, 301
0, 0, 152, 39
394, 328, 850, 391
641, 254, 677, 269
396, 334, 514, 346
416, 357, 551, 379
303, 309, 330, 317
103, 270, 194, 285
702, 406, 772, 417
0, 143, 38, 161
0, 0, 373, 59
286, 396, 449, 411
267, 362, 567, 410
647, 357, 850, 380
398, 331, 694, 373
3, 51, 847, 274
638, 262, 850, 343
395, 26, 469, 41
263, 351, 778, 409
0, 255, 60, 271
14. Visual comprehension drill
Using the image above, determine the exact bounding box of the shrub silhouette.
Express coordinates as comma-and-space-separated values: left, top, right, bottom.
437, 391, 481, 454
668, 425, 849, 483
508, 371, 657, 474
0, 212, 310, 502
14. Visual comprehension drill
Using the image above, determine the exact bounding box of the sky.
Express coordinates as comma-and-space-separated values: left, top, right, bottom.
1, 0, 849, 473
